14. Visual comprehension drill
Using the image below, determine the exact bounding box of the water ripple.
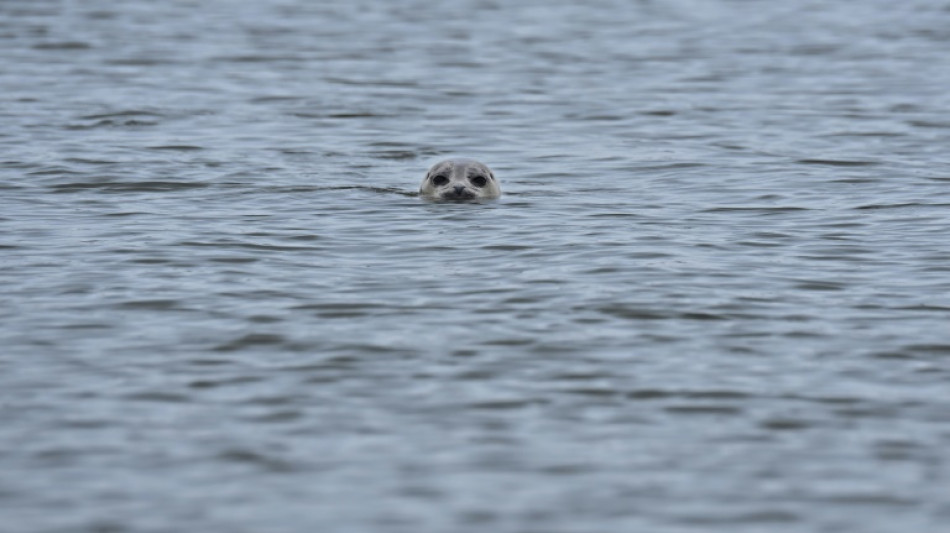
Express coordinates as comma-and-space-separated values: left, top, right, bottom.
3, 1, 950, 532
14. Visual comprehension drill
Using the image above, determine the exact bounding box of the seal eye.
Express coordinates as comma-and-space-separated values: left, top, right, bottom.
470, 175, 487, 188
432, 175, 449, 186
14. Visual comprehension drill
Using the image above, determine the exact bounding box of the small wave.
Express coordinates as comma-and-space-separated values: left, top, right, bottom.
32, 41, 91, 50
79, 110, 163, 120
214, 333, 286, 352
854, 202, 950, 210
797, 158, 879, 167
146, 145, 204, 151
215, 449, 296, 472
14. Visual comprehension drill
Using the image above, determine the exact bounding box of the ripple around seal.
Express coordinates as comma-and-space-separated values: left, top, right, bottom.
50, 181, 211, 193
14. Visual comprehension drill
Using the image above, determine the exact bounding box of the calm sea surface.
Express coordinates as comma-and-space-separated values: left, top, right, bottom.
2, 1, 950, 532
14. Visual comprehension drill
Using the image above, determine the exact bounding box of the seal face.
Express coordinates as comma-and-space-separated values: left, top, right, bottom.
420, 159, 500, 201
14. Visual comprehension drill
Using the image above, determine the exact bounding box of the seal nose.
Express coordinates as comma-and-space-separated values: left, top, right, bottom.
453, 185, 465, 195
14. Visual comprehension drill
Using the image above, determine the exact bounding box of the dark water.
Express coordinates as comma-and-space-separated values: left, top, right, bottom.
3, 1, 950, 531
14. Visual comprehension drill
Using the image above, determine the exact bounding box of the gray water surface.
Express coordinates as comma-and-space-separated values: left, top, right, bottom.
3, 1, 950, 532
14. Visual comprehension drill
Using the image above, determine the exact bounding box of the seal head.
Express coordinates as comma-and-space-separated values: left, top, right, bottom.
420, 159, 500, 201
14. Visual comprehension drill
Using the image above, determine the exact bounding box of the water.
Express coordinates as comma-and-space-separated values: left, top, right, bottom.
2, 1, 950, 531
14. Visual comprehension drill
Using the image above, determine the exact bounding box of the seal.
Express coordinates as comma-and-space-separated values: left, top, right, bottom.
419, 158, 500, 201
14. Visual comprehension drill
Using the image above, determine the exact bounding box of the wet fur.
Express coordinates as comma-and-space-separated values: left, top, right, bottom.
419, 159, 501, 201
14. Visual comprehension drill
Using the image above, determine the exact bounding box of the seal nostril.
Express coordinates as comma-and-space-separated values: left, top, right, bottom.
453, 186, 465, 194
